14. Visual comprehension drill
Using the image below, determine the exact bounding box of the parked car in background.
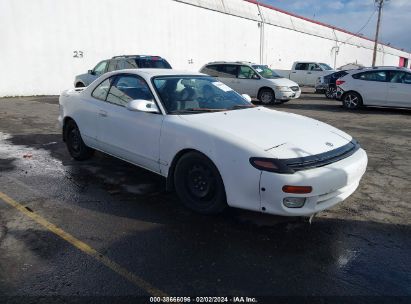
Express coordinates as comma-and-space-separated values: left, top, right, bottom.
275, 61, 336, 90
200, 62, 301, 105
336, 67, 411, 109
316, 70, 349, 99
74, 55, 172, 87
59, 69, 367, 216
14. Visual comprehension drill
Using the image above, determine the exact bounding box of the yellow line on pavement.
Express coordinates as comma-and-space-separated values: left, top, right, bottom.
0, 191, 168, 297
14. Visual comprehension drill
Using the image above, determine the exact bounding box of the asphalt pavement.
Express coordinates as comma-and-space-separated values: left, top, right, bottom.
0, 92, 410, 303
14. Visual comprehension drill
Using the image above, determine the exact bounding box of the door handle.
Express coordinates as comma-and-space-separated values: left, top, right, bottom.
307, 72, 312, 74
389, 85, 396, 89
99, 110, 108, 117
291, 72, 296, 74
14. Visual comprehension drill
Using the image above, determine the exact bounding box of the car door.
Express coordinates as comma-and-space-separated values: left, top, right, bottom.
353, 71, 389, 105
231, 65, 260, 97
386, 71, 411, 108
215, 65, 240, 92
86, 77, 114, 148
290, 63, 308, 85
306, 63, 323, 86
96, 74, 164, 173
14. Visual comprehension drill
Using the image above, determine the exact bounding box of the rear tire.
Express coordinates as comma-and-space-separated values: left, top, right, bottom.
64, 120, 94, 160
174, 152, 227, 214
343, 92, 362, 110
258, 88, 277, 105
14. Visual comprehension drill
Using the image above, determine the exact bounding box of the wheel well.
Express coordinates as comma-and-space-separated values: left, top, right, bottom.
166, 149, 196, 192
62, 117, 75, 142
257, 87, 275, 99
165, 148, 224, 193
342, 90, 363, 104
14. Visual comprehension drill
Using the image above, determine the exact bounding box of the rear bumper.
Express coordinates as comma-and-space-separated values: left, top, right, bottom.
336, 87, 344, 100
259, 148, 368, 216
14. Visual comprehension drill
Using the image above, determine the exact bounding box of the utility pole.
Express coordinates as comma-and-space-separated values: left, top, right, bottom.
372, 0, 385, 67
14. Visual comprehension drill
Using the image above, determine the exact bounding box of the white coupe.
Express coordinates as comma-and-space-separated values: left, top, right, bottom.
59, 69, 368, 216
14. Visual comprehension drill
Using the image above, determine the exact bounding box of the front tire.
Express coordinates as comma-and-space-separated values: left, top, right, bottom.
343, 92, 362, 110
64, 120, 94, 160
258, 88, 277, 105
174, 152, 227, 214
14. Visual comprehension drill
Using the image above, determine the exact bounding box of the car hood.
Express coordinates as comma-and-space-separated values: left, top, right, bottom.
267, 78, 299, 87
180, 107, 352, 159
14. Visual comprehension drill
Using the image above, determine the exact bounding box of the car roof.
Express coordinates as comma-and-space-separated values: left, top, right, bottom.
105, 69, 206, 77
205, 61, 258, 66
111, 55, 166, 59
346, 66, 410, 73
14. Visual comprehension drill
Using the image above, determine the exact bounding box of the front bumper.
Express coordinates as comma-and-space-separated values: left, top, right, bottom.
315, 84, 328, 91
277, 90, 301, 100
259, 148, 368, 216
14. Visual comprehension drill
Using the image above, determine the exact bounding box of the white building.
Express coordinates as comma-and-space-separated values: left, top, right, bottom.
1, 0, 410, 96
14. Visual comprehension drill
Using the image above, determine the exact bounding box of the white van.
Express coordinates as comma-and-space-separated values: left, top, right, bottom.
200, 62, 301, 105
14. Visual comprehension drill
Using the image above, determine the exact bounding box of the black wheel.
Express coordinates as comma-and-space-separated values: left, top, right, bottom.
343, 92, 362, 110
258, 88, 278, 105
325, 87, 337, 99
174, 152, 227, 214
75, 82, 85, 88
64, 120, 94, 160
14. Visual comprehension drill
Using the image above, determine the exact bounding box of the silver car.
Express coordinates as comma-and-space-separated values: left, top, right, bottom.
74, 55, 172, 87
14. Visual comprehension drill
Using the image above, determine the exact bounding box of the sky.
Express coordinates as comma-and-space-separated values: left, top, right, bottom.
261, 0, 411, 51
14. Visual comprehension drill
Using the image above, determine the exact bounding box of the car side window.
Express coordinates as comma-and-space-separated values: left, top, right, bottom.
200, 65, 220, 77
308, 63, 321, 71
107, 60, 118, 72
219, 65, 238, 78
116, 59, 126, 70
238, 66, 258, 79
295, 63, 308, 71
106, 75, 154, 107
93, 61, 108, 76
91, 78, 112, 101
389, 71, 411, 84
124, 59, 138, 69
353, 71, 387, 82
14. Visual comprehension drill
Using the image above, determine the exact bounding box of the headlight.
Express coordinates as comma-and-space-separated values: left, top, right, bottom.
249, 157, 294, 174
274, 86, 290, 92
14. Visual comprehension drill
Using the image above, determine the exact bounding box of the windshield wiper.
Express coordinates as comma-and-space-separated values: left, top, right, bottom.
229, 105, 255, 110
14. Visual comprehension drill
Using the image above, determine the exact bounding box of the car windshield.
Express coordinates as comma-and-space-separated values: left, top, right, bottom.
152, 76, 254, 114
252, 65, 281, 79
319, 63, 333, 70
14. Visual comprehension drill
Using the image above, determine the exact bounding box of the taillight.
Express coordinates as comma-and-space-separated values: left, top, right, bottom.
336, 80, 345, 86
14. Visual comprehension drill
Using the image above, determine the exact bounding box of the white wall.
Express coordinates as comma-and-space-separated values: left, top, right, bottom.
0, 0, 410, 96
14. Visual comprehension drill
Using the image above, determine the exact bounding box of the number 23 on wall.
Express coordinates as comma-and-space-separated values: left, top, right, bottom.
73, 51, 84, 58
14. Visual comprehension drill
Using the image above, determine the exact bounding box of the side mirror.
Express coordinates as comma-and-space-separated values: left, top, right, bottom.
126, 99, 160, 113
88, 70, 95, 75
242, 94, 252, 102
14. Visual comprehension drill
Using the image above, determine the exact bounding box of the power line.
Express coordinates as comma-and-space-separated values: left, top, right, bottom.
341, 6, 377, 45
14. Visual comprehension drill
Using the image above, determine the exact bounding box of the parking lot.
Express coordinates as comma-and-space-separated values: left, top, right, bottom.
0, 91, 410, 301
